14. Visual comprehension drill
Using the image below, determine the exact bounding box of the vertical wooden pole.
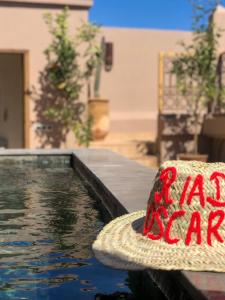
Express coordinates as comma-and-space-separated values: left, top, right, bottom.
157, 52, 164, 165
23, 51, 30, 149
158, 52, 164, 114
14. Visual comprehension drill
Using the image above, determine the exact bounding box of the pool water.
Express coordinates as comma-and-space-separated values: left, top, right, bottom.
0, 163, 133, 300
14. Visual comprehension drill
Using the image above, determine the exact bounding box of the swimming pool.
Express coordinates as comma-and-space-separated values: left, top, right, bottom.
0, 158, 133, 300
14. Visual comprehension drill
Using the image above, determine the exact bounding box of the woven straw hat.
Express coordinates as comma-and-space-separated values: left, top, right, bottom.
93, 160, 225, 272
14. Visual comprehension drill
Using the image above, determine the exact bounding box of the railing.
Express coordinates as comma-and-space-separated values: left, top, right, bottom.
158, 52, 191, 114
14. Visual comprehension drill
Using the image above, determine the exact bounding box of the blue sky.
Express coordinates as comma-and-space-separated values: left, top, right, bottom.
89, 0, 225, 31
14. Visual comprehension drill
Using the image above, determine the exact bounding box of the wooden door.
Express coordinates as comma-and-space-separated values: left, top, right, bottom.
0, 53, 24, 148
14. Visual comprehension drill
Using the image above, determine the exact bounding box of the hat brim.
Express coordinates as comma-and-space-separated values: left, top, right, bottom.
92, 211, 225, 272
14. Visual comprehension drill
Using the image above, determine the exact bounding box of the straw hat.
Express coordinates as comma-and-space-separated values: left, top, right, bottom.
92, 160, 225, 272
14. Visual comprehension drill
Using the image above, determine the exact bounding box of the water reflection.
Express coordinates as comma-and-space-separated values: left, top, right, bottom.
94, 271, 167, 300
0, 164, 131, 299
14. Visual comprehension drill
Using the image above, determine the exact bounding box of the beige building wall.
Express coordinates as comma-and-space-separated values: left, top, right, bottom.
0, 0, 91, 148
1, 1, 224, 148
100, 27, 192, 138
213, 5, 225, 53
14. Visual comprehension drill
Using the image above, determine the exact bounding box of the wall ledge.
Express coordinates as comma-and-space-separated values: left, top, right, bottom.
0, 0, 93, 9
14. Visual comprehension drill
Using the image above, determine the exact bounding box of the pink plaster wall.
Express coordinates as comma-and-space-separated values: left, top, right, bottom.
2, 2, 224, 148
213, 5, 225, 53
0, 3, 89, 148
100, 27, 192, 137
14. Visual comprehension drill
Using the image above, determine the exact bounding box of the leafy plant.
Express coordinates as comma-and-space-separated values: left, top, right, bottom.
72, 115, 93, 147
172, 0, 222, 154
43, 7, 101, 146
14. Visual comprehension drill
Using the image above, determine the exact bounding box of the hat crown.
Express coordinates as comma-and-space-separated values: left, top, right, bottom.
143, 161, 225, 246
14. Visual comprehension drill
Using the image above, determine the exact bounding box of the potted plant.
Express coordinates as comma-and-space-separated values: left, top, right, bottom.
88, 37, 110, 140
172, 0, 222, 162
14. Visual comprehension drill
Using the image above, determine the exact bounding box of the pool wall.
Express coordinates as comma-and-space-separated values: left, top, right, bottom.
0, 149, 218, 300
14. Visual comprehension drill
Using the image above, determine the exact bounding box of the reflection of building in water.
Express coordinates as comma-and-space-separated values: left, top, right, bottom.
0, 162, 132, 299
0, 165, 102, 265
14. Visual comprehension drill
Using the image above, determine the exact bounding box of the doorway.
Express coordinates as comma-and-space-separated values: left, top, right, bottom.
0, 52, 29, 148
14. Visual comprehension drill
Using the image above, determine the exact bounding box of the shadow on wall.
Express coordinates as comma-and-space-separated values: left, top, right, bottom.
200, 115, 225, 163
158, 114, 205, 163
32, 69, 84, 148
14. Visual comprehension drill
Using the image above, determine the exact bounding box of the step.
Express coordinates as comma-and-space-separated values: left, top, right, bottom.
98, 131, 156, 143
90, 141, 148, 157
90, 132, 158, 169
90, 139, 156, 156
130, 155, 158, 169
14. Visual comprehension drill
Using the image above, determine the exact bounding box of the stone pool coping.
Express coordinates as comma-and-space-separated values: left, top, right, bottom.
0, 148, 222, 300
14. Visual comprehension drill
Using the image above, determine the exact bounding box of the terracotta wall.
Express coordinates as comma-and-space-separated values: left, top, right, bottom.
99, 5, 225, 139
100, 27, 192, 138
0, 2, 89, 148
0, 2, 193, 148
2, 2, 225, 148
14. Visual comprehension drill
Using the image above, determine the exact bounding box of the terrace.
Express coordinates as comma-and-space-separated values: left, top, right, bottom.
0, 0, 224, 299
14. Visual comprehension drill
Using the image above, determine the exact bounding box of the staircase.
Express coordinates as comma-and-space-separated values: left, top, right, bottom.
90, 132, 158, 169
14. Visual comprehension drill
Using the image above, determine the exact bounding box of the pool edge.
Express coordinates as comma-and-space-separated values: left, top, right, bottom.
0, 149, 209, 300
